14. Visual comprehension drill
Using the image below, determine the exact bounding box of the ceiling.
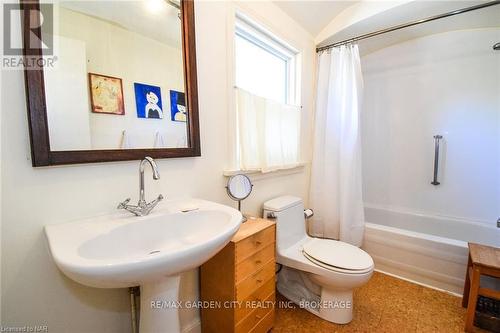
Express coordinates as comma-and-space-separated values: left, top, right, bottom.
275, 0, 500, 55
60, 0, 182, 48
273, 1, 356, 36
318, 1, 500, 55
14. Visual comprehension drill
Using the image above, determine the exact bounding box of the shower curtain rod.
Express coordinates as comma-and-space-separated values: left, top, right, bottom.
316, 0, 500, 53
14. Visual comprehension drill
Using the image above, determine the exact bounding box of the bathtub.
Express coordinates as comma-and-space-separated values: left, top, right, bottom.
362, 204, 500, 295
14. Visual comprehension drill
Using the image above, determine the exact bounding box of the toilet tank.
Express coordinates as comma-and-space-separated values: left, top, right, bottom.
263, 196, 306, 250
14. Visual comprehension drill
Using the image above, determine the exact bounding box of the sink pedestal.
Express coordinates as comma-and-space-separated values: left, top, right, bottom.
140, 275, 181, 333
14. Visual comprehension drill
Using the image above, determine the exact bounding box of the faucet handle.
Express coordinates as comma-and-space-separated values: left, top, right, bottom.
117, 198, 131, 209
144, 194, 164, 211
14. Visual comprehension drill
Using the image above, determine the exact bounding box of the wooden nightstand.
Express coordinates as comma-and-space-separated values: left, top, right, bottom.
462, 242, 500, 332
200, 217, 276, 333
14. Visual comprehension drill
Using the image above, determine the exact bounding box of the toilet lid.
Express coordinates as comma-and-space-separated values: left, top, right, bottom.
302, 238, 373, 272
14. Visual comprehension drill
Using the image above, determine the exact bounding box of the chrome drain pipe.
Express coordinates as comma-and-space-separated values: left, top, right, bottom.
129, 287, 140, 333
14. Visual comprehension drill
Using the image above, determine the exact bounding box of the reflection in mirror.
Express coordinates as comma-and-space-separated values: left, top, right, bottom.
226, 174, 253, 223
227, 174, 253, 200
43, 0, 188, 151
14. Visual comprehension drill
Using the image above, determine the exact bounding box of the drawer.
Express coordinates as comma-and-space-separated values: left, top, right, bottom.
249, 309, 275, 333
235, 278, 275, 323
235, 292, 275, 333
235, 226, 275, 263
236, 260, 275, 301
236, 243, 275, 283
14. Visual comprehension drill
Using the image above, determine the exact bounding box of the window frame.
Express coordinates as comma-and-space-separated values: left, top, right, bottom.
234, 13, 299, 106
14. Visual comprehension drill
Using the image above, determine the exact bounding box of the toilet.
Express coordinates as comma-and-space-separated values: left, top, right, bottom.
263, 196, 374, 324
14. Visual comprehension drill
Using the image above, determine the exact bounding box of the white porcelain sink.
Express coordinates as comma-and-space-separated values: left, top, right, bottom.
45, 199, 242, 333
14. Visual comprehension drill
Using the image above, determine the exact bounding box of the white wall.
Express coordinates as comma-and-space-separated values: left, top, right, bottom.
45, 36, 92, 151
0, 47, 2, 325
0, 1, 314, 332
361, 28, 500, 226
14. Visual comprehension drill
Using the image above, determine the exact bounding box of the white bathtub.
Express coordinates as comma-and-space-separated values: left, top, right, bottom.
362, 204, 500, 295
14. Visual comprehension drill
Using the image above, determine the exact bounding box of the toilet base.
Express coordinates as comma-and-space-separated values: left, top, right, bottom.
318, 288, 353, 324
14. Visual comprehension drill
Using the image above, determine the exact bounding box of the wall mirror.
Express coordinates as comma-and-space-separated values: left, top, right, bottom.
22, 0, 200, 166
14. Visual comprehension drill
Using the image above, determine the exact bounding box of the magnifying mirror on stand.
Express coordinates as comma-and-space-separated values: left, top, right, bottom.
226, 174, 253, 223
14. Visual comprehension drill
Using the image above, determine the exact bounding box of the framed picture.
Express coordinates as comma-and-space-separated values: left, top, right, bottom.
88, 73, 125, 115
134, 83, 164, 119
170, 90, 186, 122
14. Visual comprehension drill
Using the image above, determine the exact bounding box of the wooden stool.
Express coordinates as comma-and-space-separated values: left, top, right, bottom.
462, 243, 500, 332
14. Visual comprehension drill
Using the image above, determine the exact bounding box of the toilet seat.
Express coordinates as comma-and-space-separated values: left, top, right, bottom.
302, 238, 373, 274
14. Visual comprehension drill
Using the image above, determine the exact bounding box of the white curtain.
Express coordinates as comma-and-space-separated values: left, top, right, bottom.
309, 45, 365, 246
235, 88, 300, 172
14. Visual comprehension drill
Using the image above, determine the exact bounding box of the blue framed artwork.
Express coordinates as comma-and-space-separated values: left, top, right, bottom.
134, 83, 163, 119
170, 90, 186, 122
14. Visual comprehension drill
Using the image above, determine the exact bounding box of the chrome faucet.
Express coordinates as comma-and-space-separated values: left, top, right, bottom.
118, 157, 164, 216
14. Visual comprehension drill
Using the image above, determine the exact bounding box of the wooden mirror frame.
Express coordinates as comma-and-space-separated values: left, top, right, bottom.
22, 0, 200, 166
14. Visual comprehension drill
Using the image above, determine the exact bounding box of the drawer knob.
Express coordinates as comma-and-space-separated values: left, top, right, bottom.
255, 315, 262, 320
255, 240, 262, 246
255, 260, 262, 264
256, 279, 263, 283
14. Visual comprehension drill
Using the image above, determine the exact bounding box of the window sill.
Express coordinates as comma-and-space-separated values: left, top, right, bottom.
223, 162, 308, 181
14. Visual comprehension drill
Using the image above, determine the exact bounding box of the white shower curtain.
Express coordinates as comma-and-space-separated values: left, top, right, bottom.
309, 45, 365, 246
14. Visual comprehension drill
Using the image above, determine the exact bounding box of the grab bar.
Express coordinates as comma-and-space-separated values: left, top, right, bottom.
431, 135, 443, 186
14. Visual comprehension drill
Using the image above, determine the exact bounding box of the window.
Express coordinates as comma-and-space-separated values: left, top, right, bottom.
232, 14, 301, 173
235, 14, 298, 105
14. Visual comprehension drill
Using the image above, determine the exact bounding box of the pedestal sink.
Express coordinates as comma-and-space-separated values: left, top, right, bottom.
45, 199, 242, 333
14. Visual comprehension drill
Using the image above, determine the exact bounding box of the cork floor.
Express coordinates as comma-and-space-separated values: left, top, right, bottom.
272, 271, 486, 333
